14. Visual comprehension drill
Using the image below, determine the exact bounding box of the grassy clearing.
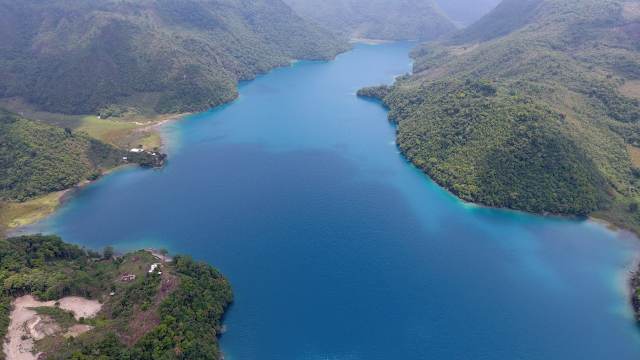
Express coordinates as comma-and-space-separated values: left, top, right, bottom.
0, 97, 183, 149
594, 196, 640, 235
75, 116, 137, 145
137, 132, 162, 150
0, 191, 66, 234
74, 115, 175, 149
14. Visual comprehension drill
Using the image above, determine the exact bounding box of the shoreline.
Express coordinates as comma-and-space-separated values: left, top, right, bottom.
3, 164, 134, 238
396, 146, 640, 240
0, 44, 350, 238
130, 112, 190, 155
2, 112, 188, 237
367, 86, 640, 319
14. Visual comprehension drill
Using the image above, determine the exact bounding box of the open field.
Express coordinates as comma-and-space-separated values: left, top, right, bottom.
0, 192, 66, 236
0, 97, 184, 150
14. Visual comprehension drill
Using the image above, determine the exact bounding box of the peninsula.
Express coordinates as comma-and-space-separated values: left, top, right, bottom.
0, 234, 232, 360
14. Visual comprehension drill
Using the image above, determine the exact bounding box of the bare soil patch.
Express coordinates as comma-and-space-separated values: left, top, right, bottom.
627, 144, 640, 168
620, 80, 640, 100
121, 272, 179, 346
3, 295, 102, 360
63, 324, 94, 338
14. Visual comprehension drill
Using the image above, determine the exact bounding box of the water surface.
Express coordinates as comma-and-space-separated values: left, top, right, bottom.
33, 43, 640, 359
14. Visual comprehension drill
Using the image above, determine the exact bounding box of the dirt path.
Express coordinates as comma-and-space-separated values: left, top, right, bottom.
3, 295, 102, 360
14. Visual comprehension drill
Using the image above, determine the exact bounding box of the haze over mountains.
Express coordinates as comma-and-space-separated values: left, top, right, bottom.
283, 0, 456, 41
450, 0, 545, 43
435, 0, 501, 26
361, 0, 640, 231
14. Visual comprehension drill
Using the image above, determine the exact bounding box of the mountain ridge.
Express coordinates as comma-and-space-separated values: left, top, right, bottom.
0, 0, 348, 115
283, 0, 457, 41
360, 0, 640, 232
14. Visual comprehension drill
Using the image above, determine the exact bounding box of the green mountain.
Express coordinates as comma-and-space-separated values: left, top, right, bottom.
0, 109, 159, 202
0, 0, 347, 115
283, 0, 457, 41
360, 0, 640, 229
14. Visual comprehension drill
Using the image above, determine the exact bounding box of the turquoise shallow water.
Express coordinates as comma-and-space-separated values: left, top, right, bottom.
30, 43, 640, 359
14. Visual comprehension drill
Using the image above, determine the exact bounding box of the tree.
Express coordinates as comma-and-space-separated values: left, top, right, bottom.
103, 246, 115, 260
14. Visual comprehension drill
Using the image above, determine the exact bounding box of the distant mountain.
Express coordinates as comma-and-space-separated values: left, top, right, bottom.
0, 0, 347, 115
450, 0, 543, 43
283, 0, 457, 41
435, 0, 501, 27
361, 0, 640, 231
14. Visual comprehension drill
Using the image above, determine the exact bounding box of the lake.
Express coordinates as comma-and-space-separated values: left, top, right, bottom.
31, 42, 640, 359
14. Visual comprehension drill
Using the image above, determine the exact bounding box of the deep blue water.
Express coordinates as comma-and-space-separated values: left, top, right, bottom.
30, 43, 640, 359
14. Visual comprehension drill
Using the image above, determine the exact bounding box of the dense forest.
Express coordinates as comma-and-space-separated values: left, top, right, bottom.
0, 109, 161, 202
0, 234, 232, 360
0, 0, 347, 115
283, 0, 456, 41
360, 0, 640, 231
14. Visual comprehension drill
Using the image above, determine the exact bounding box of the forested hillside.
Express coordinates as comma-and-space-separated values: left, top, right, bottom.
0, 0, 347, 115
0, 110, 160, 202
0, 234, 232, 359
283, 0, 456, 41
0, 110, 122, 202
360, 0, 640, 230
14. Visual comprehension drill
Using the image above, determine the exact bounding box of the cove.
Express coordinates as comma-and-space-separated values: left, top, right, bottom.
28, 43, 640, 359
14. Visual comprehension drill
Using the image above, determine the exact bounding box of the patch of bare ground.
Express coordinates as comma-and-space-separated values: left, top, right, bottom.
120, 271, 180, 346
3, 295, 102, 360
26, 316, 60, 341
449, 43, 479, 56
620, 80, 640, 100
63, 324, 93, 339
55, 297, 102, 320
628, 144, 640, 168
